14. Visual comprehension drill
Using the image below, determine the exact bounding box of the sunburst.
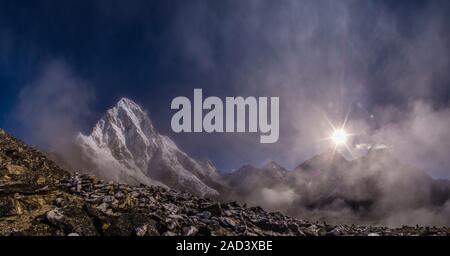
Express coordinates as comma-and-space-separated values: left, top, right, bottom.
331, 129, 348, 146
320, 109, 356, 158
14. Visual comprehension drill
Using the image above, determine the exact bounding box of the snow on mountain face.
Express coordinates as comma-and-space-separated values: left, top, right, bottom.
75, 98, 220, 197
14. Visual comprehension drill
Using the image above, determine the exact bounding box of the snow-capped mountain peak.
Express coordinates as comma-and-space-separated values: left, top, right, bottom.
85, 98, 159, 172
74, 98, 222, 197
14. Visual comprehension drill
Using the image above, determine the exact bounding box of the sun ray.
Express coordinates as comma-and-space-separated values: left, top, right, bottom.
322, 112, 337, 131
342, 108, 351, 130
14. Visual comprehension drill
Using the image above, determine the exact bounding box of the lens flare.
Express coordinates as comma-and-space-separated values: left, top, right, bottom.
331, 129, 348, 146
319, 110, 357, 159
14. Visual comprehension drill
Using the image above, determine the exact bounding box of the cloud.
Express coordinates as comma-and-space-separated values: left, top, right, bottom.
15, 60, 95, 151
229, 148, 450, 227
260, 186, 297, 206
373, 101, 450, 179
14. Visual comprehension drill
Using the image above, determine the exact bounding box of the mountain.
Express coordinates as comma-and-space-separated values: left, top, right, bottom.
225, 161, 288, 192
226, 149, 450, 226
1, 128, 446, 236
71, 98, 224, 198
295, 149, 350, 173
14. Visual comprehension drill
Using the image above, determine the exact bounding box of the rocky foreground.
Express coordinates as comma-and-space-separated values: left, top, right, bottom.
0, 129, 449, 236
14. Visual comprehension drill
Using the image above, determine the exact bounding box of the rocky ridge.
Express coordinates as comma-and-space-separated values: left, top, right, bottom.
0, 129, 449, 236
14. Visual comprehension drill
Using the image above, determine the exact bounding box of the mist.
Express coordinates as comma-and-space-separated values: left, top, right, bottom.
14, 60, 95, 153
227, 147, 450, 227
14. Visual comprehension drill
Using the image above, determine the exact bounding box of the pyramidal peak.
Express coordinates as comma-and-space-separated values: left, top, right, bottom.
82, 97, 157, 158
72, 98, 222, 197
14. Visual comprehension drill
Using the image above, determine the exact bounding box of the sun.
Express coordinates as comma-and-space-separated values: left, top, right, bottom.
318, 109, 358, 159
319, 109, 358, 157
331, 129, 348, 146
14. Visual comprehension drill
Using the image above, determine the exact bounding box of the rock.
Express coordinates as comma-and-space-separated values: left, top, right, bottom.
223, 210, 235, 217
327, 227, 344, 236
68, 233, 80, 236
253, 219, 288, 233
303, 225, 320, 236
227, 201, 241, 209
104, 209, 115, 216
130, 191, 140, 198
46, 208, 64, 222
6, 164, 27, 175
197, 211, 212, 219
114, 191, 124, 199
102, 196, 113, 204
297, 229, 306, 236
45, 207, 98, 236
287, 223, 300, 234
145, 224, 160, 236
167, 220, 178, 230
368, 233, 380, 236
55, 198, 65, 207
96, 202, 109, 212
318, 228, 327, 236
36, 176, 46, 185
220, 217, 236, 228
85, 196, 102, 204
134, 225, 148, 236
0, 197, 18, 216
249, 206, 265, 213
168, 214, 184, 220
163, 231, 177, 236
202, 203, 222, 217
162, 203, 179, 213
182, 226, 198, 236
0, 175, 11, 183
111, 199, 120, 208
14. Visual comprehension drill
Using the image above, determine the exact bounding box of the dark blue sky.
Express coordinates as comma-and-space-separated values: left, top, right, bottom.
1, 1, 450, 176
